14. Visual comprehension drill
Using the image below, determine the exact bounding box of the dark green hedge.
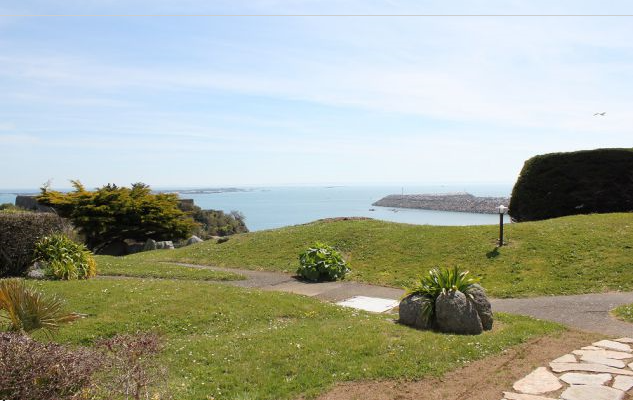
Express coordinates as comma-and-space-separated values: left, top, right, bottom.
0, 212, 66, 277
509, 148, 633, 222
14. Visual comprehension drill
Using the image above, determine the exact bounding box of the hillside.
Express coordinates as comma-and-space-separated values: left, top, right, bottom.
130, 213, 633, 298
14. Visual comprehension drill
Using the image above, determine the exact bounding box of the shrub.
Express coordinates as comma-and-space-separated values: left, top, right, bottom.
0, 212, 66, 277
297, 242, 350, 282
0, 278, 81, 334
509, 148, 633, 221
404, 267, 478, 326
190, 207, 249, 238
0, 332, 102, 399
34, 234, 97, 280
37, 181, 196, 252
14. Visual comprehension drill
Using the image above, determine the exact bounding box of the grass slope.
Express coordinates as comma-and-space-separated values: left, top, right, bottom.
35, 278, 562, 399
131, 213, 633, 297
613, 304, 633, 323
95, 255, 244, 281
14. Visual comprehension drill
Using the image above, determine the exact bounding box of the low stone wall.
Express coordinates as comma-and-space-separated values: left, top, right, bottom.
15, 195, 56, 213
373, 193, 510, 214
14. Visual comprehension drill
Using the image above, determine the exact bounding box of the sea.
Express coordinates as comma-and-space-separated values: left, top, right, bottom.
0, 184, 512, 232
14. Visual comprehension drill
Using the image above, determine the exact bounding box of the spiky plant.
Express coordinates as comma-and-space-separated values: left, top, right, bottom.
34, 234, 97, 280
0, 278, 81, 335
404, 267, 478, 326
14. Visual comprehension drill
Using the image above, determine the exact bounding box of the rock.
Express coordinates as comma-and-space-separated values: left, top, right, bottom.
217, 236, 230, 244
512, 367, 562, 394
552, 354, 577, 363
143, 239, 157, 251
579, 354, 626, 368
186, 235, 203, 246
468, 284, 493, 330
125, 240, 145, 254
612, 375, 633, 392
573, 349, 633, 360
503, 391, 555, 400
155, 240, 174, 250
398, 295, 432, 329
26, 266, 46, 279
592, 340, 632, 353
435, 290, 483, 335
614, 337, 633, 344
560, 385, 625, 400
550, 362, 633, 376
559, 373, 612, 386
582, 346, 603, 350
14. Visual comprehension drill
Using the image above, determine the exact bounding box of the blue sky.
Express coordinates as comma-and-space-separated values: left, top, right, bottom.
1, 1, 633, 188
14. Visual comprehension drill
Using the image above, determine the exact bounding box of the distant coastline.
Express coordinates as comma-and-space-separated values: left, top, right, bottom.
373, 193, 510, 214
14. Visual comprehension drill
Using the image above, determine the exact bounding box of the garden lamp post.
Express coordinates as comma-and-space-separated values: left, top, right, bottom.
497, 205, 508, 246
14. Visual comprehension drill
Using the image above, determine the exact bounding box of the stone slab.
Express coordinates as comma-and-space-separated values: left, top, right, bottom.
552, 354, 577, 363
612, 375, 633, 392
580, 354, 627, 368
266, 281, 343, 297
559, 372, 612, 386
502, 391, 554, 400
593, 340, 632, 353
512, 367, 562, 394
614, 337, 633, 344
550, 362, 633, 376
582, 346, 604, 350
572, 349, 633, 360
336, 296, 399, 313
560, 385, 625, 400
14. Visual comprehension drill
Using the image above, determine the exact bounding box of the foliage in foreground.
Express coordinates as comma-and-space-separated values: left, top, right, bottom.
612, 303, 633, 323
297, 242, 350, 281
0, 278, 81, 334
34, 234, 97, 280
405, 267, 478, 326
0, 212, 67, 277
37, 181, 196, 251
38, 278, 564, 399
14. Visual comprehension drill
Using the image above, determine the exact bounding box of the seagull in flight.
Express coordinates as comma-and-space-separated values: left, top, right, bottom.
593, 112, 607, 116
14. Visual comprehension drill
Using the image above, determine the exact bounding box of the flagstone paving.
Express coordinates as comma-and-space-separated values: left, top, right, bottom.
504, 338, 633, 400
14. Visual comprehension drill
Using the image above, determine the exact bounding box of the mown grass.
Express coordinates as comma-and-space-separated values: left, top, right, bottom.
34, 278, 563, 399
95, 255, 244, 281
612, 304, 633, 323
130, 213, 633, 297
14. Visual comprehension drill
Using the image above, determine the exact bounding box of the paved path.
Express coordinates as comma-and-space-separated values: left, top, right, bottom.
174, 263, 633, 336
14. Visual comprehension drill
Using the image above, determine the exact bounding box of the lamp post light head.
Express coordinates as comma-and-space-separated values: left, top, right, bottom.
497, 205, 508, 215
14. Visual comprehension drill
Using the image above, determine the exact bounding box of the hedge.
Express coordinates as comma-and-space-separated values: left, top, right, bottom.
0, 212, 67, 277
509, 148, 633, 222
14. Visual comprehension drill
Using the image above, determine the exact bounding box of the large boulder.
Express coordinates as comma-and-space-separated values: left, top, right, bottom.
143, 239, 157, 251
468, 284, 493, 331
435, 290, 483, 335
398, 295, 433, 330
186, 235, 203, 246
155, 240, 174, 250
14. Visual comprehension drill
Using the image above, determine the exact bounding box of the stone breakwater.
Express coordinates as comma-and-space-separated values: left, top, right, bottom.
372, 193, 510, 214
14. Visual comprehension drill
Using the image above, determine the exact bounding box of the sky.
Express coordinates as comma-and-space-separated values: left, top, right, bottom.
1, 0, 633, 189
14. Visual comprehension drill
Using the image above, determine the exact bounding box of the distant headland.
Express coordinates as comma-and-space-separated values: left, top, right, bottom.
372, 192, 510, 214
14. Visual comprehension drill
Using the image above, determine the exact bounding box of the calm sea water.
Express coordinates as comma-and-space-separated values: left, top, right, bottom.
0, 184, 512, 231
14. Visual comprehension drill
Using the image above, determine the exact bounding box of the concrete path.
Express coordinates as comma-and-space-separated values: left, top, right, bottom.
174, 263, 633, 336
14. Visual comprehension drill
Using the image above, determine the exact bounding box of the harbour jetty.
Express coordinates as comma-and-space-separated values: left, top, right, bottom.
372, 192, 510, 214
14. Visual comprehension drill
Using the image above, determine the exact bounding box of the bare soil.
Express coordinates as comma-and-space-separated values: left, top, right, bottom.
319, 330, 612, 400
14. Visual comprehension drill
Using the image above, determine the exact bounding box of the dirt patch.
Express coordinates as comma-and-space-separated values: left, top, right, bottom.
319, 330, 604, 400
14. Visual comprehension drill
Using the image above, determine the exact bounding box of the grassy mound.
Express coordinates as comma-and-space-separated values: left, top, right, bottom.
612, 304, 633, 323
131, 213, 633, 297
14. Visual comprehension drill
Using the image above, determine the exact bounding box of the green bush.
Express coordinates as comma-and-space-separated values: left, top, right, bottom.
405, 267, 478, 326
34, 234, 97, 280
509, 148, 633, 221
0, 212, 67, 277
190, 207, 248, 238
297, 242, 350, 282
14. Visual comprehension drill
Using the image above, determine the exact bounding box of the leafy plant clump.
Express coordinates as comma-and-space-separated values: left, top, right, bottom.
34, 234, 97, 280
404, 267, 478, 326
0, 278, 81, 334
297, 242, 350, 282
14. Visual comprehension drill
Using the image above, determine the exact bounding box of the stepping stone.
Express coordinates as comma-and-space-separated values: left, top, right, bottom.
552, 354, 577, 363
559, 372, 612, 386
593, 340, 632, 353
560, 385, 625, 400
580, 354, 627, 368
512, 367, 562, 394
336, 296, 399, 313
614, 337, 633, 344
573, 349, 633, 360
502, 391, 554, 400
612, 375, 633, 392
582, 346, 604, 350
629, 362, 633, 370
550, 362, 633, 376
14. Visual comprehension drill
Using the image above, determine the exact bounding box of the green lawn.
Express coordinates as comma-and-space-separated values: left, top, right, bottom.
34, 278, 563, 399
128, 213, 633, 297
95, 255, 245, 281
613, 304, 633, 323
